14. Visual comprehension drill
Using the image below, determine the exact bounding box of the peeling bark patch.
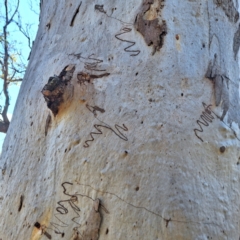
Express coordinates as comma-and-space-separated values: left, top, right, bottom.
206, 58, 229, 120
214, 0, 239, 23
80, 199, 102, 240
135, 0, 167, 55
70, 2, 82, 27
42, 65, 75, 116
233, 24, 240, 60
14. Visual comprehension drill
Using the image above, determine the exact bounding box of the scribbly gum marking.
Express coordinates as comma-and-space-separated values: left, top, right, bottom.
135, 0, 167, 55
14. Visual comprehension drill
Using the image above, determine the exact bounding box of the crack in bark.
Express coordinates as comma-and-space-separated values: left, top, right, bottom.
70, 2, 82, 27
76, 182, 223, 228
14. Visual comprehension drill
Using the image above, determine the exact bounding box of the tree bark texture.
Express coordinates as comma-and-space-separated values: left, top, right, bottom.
1, 0, 240, 239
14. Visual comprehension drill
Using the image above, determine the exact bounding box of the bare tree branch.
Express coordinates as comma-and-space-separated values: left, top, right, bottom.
6, 0, 20, 26
13, 18, 32, 49
0, 0, 21, 132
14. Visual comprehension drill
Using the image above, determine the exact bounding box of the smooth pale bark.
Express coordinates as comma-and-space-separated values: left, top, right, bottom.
1, 0, 240, 239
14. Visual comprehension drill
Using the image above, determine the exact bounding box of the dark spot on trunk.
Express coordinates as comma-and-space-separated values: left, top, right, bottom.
220, 146, 226, 153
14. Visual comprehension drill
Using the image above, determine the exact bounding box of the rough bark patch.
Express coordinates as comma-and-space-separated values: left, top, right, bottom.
135, 0, 167, 55
42, 65, 75, 116
233, 24, 240, 60
214, 0, 239, 23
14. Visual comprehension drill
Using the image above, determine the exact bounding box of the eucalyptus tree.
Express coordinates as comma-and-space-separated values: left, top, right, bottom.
1, 1, 240, 239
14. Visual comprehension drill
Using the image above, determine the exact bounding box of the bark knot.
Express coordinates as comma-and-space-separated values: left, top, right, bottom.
42, 65, 75, 116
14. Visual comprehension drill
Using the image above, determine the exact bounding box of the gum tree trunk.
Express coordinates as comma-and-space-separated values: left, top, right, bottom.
1, 0, 240, 239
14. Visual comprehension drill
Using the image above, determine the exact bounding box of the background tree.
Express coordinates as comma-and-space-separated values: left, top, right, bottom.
0, 0, 38, 134
1, 0, 240, 239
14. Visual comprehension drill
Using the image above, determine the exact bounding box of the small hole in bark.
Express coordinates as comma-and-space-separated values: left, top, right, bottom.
175, 34, 179, 40
30, 122, 33, 126
106, 228, 109, 234
141, 121, 143, 124
65, 149, 67, 153
125, 151, 128, 154
219, 146, 225, 153
99, 21, 102, 25
46, 23, 51, 29
135, 72, 138, 76
34, 222, 41, 229
135, 186, 139, 191
181, 93, 183, 96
